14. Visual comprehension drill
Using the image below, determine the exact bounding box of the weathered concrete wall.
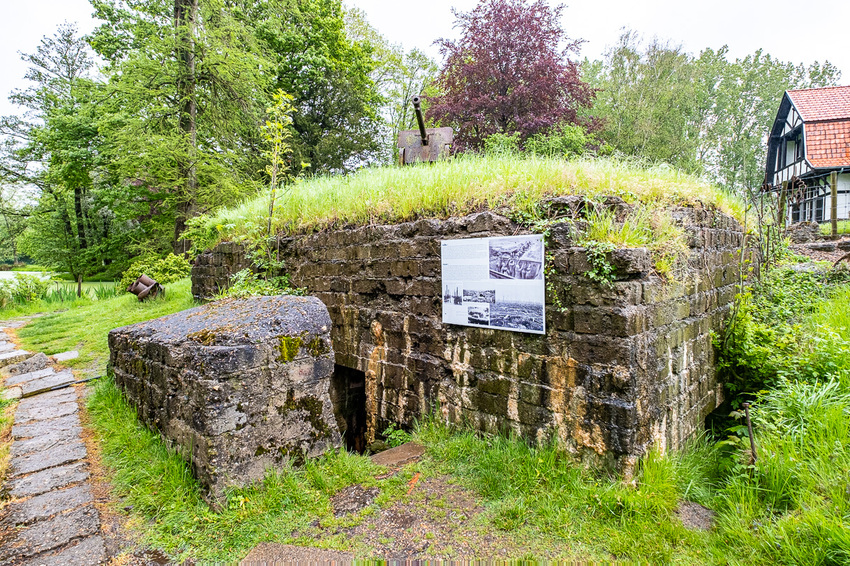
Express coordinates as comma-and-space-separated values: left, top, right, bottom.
192, 204, 745, 472
108, 295, 340, 503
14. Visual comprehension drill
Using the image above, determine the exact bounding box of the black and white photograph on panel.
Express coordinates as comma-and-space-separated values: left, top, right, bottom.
462, 288, 496, 304
443, 283, 463, 305
489, 235, 543, 280
488, 281, 545, 334
467, 304, 491, 326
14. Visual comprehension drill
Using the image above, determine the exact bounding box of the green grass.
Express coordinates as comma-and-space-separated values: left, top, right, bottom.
87, 375, 395, 561
10, 279, 195, 374
193, 155, 744, 248
820, 220, 850, 235
415, 421, 714, 563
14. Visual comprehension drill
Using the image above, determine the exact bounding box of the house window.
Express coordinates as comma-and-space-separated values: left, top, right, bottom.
794, 132, 804, 162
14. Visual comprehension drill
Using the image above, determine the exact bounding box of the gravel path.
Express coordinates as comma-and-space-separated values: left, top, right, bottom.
0, 325, 105, 566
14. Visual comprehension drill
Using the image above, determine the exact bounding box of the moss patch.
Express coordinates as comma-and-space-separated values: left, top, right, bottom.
278, 388, 331, 440
188, 329, 218, 346
278, 335, 303, 362
306, 336, 329, 357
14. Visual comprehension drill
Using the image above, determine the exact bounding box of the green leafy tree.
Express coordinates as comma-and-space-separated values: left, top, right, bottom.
90, 0, 269, 254
584, 31, 703, 172
254, 0, 383, 173
0, 185, 32, 264
587, 30, 842, 193
0, 24, 118, 280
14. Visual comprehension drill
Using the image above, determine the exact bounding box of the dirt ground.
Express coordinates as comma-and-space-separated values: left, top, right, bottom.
290, 474, 559, 561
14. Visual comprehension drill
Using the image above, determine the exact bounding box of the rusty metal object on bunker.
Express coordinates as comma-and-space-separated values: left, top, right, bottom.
398, 95, 453, 165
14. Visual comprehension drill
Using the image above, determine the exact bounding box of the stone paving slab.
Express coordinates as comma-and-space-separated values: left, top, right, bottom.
15, 398, 78, 425
1, 387, 21, 401
6, 353, 50, 377
22, 535, 106, 566
11, 440, 87, 476
0, 350, 28, 367
21, 370, 75, 398
18, 387, 77, 406
5, 368, 54, 387
0, 506, 100, 562
0, 343, 15, 353
12, 414, 79, 439
11, 425, 82, 457
5, 485, 94, 526
370, 442, 425, 468
51, 350, 79, 362
7, 462, 90, 499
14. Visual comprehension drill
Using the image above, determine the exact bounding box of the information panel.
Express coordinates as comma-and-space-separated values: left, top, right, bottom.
441, 234, 545, 335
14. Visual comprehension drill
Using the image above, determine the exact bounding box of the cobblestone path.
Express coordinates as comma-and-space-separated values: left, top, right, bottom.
0, 324, 106, 566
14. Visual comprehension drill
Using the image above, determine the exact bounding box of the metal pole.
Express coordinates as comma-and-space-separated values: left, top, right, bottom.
831, 171, 839, 237
412, 96, 428, 146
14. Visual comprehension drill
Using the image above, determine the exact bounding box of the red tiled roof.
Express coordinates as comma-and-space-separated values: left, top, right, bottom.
788, 85, 850, 122
806, 121, 850, 168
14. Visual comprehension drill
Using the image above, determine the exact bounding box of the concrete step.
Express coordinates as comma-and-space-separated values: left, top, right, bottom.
6, 367, 55, 387
0, 350, 30, 368
21, 370, 76, 398
52, 350, 79, 363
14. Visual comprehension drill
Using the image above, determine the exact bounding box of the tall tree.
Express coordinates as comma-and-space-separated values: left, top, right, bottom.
584, 31, 703, 172
430, 0, 595, 151
0, 24, 110, 279
254, 0, 382, 173
90, 0, 269, 254
586, 30, 842, 193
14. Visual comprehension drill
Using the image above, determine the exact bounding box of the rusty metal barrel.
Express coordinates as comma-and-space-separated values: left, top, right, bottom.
412, 95, 428, 146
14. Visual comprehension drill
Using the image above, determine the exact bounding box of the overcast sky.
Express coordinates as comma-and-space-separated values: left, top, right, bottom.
2, 0, 848, 117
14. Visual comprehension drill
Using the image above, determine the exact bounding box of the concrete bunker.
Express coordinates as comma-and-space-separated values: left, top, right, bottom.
192, 202, 747, 472
107, 295, 342, 504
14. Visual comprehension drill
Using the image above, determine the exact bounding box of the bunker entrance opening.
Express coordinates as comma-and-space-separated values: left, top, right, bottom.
329, 364, 368, 454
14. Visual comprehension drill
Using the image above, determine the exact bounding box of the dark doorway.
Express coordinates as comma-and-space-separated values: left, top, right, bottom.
329, 364, 367, 454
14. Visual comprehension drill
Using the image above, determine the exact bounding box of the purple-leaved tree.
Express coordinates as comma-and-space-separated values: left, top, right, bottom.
430, 0, 595, 152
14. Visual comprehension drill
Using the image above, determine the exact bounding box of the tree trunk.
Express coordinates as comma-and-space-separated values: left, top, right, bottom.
73, 186, 88, 251
174, 0, 198, 255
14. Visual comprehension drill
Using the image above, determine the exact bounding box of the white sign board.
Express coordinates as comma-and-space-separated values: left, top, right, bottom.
441, 234, 545, 335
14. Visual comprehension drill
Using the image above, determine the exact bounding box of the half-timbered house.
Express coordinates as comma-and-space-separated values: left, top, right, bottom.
765, 85, 850, 224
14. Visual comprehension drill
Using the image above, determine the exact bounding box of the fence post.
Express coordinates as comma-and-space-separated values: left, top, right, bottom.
778, 181, 788, 229
831, 171, 839, 237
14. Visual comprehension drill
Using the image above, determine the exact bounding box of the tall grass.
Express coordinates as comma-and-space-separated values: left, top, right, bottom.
194, 155, 745, 247
707, 284, 850, 564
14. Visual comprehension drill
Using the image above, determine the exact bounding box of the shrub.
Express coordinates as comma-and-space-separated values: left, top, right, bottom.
120, 254, 193, 291
524, 123, 593, 158
0, 280, 12, 308
0, 273, 50, 307
216, 268, 304, 299
717, 265, 850, 396
483, 132, 521, 155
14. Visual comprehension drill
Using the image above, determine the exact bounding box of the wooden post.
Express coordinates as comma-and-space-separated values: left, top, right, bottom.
778, 181, 788, 229
831, 171, 839, 237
